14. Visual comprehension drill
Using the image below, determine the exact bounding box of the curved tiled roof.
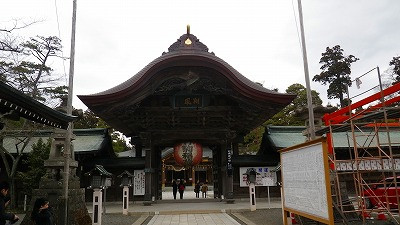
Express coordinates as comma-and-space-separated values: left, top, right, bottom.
78, 33, 295, 105
92, 52, 276, 95
1, 82, 76, 129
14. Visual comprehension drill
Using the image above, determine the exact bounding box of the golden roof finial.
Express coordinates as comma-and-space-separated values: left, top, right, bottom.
187, 24, 190, 35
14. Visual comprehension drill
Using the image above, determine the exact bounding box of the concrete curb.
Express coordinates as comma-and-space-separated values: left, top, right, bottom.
131, 215, 149, 225
107, 207, 262, 216
231, 212, 257, 225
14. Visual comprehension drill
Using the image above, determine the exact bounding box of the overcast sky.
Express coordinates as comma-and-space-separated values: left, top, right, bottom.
2, 0, 400, 110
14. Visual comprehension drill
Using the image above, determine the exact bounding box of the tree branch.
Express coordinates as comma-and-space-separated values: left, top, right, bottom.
0, 19, 41, 33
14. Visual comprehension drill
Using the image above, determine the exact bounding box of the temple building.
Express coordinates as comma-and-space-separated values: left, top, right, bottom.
78, 29, 296, 200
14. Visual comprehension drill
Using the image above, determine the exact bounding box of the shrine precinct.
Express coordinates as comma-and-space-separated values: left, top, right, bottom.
78, 29, 295, 201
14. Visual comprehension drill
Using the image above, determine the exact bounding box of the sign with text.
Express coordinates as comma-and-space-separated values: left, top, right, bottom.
280, 139, 333, 225
227, 147, 233, 176
133, 170, 145, 195
175, 95, 202, 108
239, 167, 277, 187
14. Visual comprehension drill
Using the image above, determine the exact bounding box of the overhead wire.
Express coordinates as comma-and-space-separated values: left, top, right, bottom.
54, 0, 68, 85
291, 0, 303, 55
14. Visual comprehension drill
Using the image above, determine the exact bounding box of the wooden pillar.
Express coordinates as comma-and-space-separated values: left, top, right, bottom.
144, 148, 152, 201
233, 141, 239, 157
220, 141, 227, 198
131, 137, 142, 157
156, 146, 162, 200
152, 145, 159, 200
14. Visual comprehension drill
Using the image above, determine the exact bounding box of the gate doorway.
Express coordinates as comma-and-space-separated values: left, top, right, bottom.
160, 146, 216, 200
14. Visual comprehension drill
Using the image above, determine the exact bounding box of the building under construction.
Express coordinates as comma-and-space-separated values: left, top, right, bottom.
316, 68, 400, 224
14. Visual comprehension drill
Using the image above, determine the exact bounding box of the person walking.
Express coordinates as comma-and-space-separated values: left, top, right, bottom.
0, 182, 18, 225
178, 180, 185, 199
31, 197, 53, 225
172, 180, 178, 200
194, 181, 200, 198
201, 182, 208, 198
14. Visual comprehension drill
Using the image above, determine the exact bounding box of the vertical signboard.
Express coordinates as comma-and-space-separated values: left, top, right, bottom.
133, 170, 145, 196
227, 146, 233, 176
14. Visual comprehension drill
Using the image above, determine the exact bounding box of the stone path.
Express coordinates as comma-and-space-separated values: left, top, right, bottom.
147, 213, 240, 225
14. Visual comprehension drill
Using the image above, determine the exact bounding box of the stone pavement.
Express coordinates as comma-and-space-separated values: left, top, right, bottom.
147, 213, 241, 225
86, 190, 284, 225
12, 192, 284, 225
94, 197, 282, 215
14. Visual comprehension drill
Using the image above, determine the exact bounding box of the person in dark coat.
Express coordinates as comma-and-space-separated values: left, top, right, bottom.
178, 179, 185, 199
31, 197, 53, 225
172, 180, 178, 200
0, 182, 18, 225
194, 181, 201, 198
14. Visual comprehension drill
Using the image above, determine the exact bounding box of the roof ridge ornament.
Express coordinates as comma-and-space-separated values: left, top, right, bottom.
166, 26, 209, 53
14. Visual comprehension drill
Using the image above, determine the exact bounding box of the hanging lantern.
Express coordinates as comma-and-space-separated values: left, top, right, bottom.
174, 142, 203, 167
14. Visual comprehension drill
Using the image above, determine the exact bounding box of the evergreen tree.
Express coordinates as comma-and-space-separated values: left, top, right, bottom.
389, 56, 400, 84
17, 138, 51, 196
266, 83, 322, 126
240, 83, 322, 155
313, 45, 359, 107
74, 109, 131, 153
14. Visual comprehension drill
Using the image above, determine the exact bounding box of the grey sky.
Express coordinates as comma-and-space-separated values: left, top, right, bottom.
2, 0, 400, 110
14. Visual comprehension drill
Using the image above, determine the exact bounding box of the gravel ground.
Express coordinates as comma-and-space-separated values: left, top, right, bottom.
11, 213, 141, 225
233, 209, 284, 225
102, 214, 141, 225
13, 210, 399, 225
231, 209, 398, 225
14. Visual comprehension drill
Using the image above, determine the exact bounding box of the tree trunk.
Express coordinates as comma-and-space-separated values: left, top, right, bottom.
9, 155, 21, 209
9, 178, 16, 209
339, 92, 344, 108
0, 134, 29, 209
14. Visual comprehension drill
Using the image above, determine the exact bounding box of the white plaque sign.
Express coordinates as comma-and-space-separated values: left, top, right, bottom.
239, 167, 277, 187
281, 141, 332, 223
133, 170, 145, 195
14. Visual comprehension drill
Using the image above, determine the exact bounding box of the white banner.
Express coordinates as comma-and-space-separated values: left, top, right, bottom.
239, 167, 277, 187
133, 170, 145, 195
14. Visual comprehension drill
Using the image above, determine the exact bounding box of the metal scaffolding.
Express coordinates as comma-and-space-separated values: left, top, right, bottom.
317, 67, 400, 224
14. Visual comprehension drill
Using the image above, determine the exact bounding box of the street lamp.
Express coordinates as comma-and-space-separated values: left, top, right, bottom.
244, 168, 259, 211
85, 165, 112, 225
118, 171, 134, 215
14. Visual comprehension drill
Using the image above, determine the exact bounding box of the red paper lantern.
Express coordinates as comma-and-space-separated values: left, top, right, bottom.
174, 142, 203, 167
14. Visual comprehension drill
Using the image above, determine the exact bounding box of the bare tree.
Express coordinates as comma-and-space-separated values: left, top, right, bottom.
1, 29, 66, 208
0, 19, 39, 53
0, 127, 36, 208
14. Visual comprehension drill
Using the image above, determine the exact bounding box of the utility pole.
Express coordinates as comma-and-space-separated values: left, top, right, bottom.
297, 0, 316, 140
63, 0, 77, 224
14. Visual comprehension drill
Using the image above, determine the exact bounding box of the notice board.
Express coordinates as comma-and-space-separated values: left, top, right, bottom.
280, 138, 333, 225
239, 167, 277, 187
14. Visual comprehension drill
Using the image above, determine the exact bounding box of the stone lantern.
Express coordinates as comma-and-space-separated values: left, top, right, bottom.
245, 168, 258, 184
117, 170, 134, 215
85, 165, 112, 225
243, 168, 259, 211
